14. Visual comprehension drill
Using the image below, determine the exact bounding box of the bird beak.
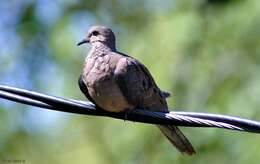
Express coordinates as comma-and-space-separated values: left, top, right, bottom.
77, 38, 89, 46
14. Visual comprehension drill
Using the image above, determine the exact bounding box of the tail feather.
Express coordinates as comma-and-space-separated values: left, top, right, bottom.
158, 125, 195, 155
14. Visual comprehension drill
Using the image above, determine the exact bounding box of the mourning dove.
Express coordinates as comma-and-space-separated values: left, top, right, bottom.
77, 25, 195, 155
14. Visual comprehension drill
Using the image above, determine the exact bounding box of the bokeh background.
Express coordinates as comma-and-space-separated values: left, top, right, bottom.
1, 0, 260, 163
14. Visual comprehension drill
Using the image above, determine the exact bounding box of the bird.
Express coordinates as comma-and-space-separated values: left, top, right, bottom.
77, 25, 195, 155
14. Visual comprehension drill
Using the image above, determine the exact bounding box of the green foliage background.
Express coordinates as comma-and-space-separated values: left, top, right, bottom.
1, 0, 260, 163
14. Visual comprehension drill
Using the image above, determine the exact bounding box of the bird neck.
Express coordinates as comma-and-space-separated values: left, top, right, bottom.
91, 41, 116, 52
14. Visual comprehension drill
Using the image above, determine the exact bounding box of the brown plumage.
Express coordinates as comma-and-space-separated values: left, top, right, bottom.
78, 25, 195, 155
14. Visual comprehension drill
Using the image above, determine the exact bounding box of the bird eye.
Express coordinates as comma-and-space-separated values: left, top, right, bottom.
92, 31, 99, 36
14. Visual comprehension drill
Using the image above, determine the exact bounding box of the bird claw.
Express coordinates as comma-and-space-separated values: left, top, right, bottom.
124, 109, 132, 121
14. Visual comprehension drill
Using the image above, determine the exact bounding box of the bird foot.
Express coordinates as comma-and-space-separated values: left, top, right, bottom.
124, 109, 133, 121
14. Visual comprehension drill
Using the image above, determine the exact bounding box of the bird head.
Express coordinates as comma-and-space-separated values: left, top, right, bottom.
77, 25, 116, 49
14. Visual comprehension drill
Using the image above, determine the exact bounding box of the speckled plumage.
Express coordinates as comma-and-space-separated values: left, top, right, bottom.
78, 25, 195, 155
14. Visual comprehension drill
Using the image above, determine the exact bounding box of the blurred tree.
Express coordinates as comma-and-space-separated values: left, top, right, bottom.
0, 0, 260, 164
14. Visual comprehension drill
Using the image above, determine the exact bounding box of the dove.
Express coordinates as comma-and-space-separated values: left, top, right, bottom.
78, 25, 195, 155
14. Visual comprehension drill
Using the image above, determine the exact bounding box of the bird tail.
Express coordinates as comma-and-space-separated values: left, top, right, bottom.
158, 125, 195, 155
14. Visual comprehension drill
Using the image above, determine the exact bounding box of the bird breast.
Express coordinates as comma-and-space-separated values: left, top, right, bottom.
83, 54, 133, 112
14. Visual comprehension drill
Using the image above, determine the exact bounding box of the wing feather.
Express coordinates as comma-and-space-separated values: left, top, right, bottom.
114, 57, 167, 110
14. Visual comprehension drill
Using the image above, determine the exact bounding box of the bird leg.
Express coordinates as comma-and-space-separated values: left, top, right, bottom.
124, 108, 134, 121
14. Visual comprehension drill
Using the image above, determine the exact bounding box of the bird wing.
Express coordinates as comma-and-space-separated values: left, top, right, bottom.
78, 74, 98, 106
114, 56, 167, 111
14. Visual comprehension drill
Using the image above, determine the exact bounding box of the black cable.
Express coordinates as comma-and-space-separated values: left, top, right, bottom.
0, 85, 260, 133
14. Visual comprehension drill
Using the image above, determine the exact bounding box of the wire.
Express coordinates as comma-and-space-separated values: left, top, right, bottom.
0, 85, 260, 133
